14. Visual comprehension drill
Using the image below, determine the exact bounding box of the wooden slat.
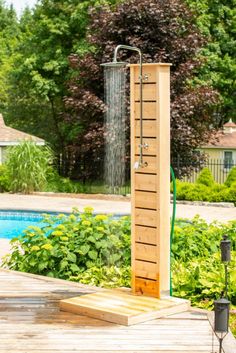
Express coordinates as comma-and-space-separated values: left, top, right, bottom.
134, 102, 157, 119
135, 191, 157, 210
135, 120, 157, 138
135, 225, 157, 245
134, 156, 157, 174
135, 173, 157, 192
135, 137, 157, 156
131, 64, 171, 298
0, 269, 218, 353
135, 277, 159, 297
135, 243, 157, 262
133, 65, 158, 83
135, 208, 157, 227
135, 260, 158, 280
134, 83, 156, 101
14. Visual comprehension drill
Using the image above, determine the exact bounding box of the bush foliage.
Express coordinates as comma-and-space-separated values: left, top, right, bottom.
6, 140, 54, 194
64, 0, 219, 178
45, 169, 82, 193
172, 217, 236, 307
4, 208, 131, 279
196, 167, 215, 187
4, 209, 236, 308
172, 168, 236, 205
225, 167, 236, 187
0, 165, 10, 192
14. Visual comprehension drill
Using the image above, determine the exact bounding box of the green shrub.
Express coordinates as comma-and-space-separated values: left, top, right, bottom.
171, 216, 236, 306
0, 165, 10, 192
183, 184, 210, 201
4, 212, 236, 305
173, 178, 236, 205
174, 180, 194, 200
224, 182, 236, 204
174, 181, 212, 202
70, 266, 131, 288
196, 168, 215, 187
6, 140, 54, 194
225, 167, 236, 187
46, 169, 82, 193
4, 207, 131, 278
172, 252, 236, 308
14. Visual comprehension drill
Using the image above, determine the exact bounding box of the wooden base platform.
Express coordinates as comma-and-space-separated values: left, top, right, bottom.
1, 269, 236, 352
60, 290, 190, 325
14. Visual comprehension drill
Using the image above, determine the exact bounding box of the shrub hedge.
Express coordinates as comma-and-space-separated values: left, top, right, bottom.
172, 168, 236, 205
3, 209, 236, 309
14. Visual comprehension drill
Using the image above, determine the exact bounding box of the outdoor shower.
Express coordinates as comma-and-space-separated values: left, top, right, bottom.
60, 48, 189, 325
101, 45, 147, 192
101, 45, 171, 298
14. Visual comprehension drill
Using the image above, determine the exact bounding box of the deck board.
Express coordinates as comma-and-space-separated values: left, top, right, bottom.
0, 269, 232, 352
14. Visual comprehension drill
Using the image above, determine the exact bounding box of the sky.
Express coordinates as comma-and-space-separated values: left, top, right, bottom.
5, 0, 37, 16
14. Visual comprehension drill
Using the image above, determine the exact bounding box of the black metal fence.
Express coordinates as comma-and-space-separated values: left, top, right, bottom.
75, 157, 235, 195
171, 158, 236, 184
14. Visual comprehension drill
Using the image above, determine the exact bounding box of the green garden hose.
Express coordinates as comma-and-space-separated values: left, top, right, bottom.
170, 165, 177, 296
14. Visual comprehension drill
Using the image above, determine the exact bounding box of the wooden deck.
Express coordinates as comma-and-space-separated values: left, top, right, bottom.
0, 269, 235, 353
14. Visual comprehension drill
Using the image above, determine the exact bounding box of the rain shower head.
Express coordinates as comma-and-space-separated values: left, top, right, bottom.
100, 61, 127, 68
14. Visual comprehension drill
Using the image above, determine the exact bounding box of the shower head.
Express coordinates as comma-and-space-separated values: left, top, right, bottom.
101, 61, 127, 68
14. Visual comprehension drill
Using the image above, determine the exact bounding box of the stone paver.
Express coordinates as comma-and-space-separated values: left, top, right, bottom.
0, 193, 130, 214
0, 193, 235, 222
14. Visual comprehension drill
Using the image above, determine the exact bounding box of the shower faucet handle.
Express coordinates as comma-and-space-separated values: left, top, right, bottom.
134, 160, 148, 169
139, 74, 149, 82
140, 74, 149, 82
139, 142, 149, 149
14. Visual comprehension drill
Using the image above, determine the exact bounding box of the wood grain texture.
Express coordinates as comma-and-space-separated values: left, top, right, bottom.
134, 156, 157, 174
134, 102, 157, 119
131, 64, 171, 297
135, 208, 158, 228
0, 269, 222, 353
135, 242, 157, 262
135, 137, 157, 156
134, 83, 157, 101
135, 225, 157, 245
135, 190, 157, 210
135, 120, 157, 138
134, 173, 157, 192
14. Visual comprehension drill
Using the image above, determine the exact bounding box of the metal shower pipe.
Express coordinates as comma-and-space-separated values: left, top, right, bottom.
102, 44, 146, 169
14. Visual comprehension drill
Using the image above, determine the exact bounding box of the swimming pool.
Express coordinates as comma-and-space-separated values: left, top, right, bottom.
0, 210, 128, 240
0, 211, 51, 240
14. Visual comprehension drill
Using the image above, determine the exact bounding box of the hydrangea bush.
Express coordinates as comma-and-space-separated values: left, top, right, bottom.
4, 207, 131, 280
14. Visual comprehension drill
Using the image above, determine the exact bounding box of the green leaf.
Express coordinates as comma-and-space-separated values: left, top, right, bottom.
67, 252, 77, 263
88, 250, 98, 260
70, 264, 80, 272
60, 260, 68, 270
79, 244, 90, 255
87, 236, 96, 243
38, 262, 48, 271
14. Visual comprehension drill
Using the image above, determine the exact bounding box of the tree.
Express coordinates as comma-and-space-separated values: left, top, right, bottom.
64, 0, 219, 176
0, 1, 19, 113
4, 0, 117, 176
186, 0, 236, 123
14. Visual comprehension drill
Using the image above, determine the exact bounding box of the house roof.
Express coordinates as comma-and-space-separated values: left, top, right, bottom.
202, 130, 236, 149
202, 119, 236, 150
0, 114, 45, 146
223, 118, 236, 128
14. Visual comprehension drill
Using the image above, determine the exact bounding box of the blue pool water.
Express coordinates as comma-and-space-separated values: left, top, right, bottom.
0, 211, 51, 240
0, 211, 127, 240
